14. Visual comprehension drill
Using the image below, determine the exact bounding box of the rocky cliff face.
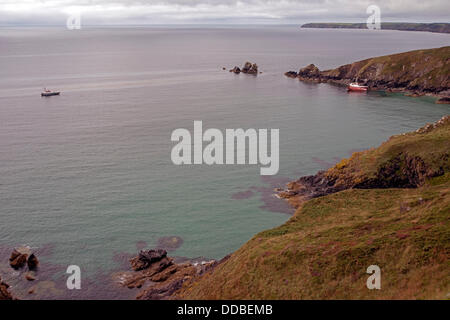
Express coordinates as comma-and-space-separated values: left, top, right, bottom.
285, 46, 450, 98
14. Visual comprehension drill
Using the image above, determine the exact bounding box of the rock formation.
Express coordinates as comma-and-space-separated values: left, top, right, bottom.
114, 249, 217, 299
241, 61, 258, 75
230, 66, 241, 74
9, 247, 39, 270
130, 249, 168, 271
230, 61, 258, 75
0, 277, 14, 300
27, 254, 39, 270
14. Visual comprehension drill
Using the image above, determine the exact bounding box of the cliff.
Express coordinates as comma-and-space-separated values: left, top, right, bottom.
301, 23, 450, 34
175, 116, 450, 299
285, 46, 450, 98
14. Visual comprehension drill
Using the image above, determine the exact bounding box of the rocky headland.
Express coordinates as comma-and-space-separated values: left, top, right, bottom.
301, 22, 450, 34
285, 46, 450, 101
278, 115, 450, 207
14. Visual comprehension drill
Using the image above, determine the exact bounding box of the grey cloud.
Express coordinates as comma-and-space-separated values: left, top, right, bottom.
0, 0, 449, 25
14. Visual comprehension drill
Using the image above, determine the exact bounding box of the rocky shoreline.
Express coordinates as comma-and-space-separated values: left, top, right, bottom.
285, 46, 450, 102
277, 115, 450, 207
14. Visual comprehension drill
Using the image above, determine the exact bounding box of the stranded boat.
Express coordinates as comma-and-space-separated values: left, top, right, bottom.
347, 82, 368, 92
41, 88, 60, 97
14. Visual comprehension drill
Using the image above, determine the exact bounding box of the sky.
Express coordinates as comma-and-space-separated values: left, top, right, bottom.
0, 0, 449, 26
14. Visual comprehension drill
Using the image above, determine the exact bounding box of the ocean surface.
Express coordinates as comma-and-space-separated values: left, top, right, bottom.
0, 26, 449, 298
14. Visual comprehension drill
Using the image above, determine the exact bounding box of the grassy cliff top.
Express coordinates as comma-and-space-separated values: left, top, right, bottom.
177, 117, 450, 299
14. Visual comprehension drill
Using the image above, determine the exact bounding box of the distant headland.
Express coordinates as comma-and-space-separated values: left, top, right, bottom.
301, 22, 450, 34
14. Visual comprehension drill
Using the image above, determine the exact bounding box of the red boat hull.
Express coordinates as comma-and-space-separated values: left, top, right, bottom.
347, 86, 367, 92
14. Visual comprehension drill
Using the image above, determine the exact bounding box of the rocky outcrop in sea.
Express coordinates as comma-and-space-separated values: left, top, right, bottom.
230, 61, 259, 75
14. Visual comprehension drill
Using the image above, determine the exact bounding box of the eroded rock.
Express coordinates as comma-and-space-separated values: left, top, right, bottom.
0, 277, 14, 300
27, 254, 39, 270
117, 249, 218, 300
242, 61, 258, 75
9, 247, 39, 270
130, 249, 167, 271
230, 66, 241, 74
9, 249, 28, 269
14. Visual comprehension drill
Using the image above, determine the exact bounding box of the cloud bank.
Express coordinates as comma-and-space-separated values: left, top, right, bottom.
0, 0, 449, 26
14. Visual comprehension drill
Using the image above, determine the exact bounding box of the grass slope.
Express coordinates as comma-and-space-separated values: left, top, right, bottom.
177, 119, 450, 300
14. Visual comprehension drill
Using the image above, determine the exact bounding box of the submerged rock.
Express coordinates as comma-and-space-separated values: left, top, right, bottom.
25, 272, 36, 281
157, 236, 184, 252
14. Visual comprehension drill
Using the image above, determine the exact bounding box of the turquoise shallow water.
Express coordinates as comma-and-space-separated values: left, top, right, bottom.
0, 26, 449, 297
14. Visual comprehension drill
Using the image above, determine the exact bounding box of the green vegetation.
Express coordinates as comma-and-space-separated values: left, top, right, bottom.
177, 118, 450, 299
302, 23, 450, 34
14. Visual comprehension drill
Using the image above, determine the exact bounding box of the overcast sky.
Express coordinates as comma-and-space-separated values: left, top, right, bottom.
0, 0, 449, 26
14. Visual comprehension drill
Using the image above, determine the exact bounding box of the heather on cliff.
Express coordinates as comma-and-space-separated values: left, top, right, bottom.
286, 46, 450, 96
176, 117, 450, 299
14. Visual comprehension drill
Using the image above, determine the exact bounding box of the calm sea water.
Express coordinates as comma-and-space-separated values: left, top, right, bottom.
0, 26, 449, 298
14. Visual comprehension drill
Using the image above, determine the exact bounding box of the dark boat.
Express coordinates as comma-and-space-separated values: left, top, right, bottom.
41, 88, 60, 97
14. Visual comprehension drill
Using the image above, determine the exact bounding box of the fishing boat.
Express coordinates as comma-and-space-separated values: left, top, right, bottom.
41, 88, 60, 97
347, 82, 368, 92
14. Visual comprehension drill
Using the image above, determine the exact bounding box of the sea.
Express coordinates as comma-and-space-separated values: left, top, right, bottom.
0, 25, 449, 298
